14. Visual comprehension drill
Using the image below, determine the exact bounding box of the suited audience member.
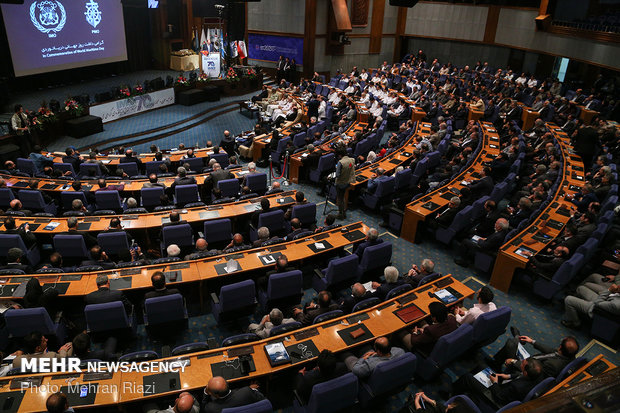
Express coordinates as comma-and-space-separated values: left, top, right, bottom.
372, 266, 405, 301
427, 197, 461, 230
353, 227, 382, 258
286, 218, 305, 241
398, 301, 458, 353
185, 239, 219, 260
143, 392, 199, 413
170, 167, 196, 192
339, 282, 373, 314
342, 336, 405, 378
80, 246, 116, 270
2, 247, 33, 273
454, 286, 496, 325
23, 278, 59, 314
72, 332, 117, 362
293, 290, 338, 326
295, 349, 348, 404
46, 392, 75, 413
224, 233, 250, 252
144, 271, 181, 300
85, 274, 132, 314
201, 376, 265, 413
248, 308, 295, 339
2, 216, 36, 247
454, 218, 509, 267
315, 213, 339, 233
12, 331, 73, 369
403, 259, 436, 287
284, 191, 306, 220
60, 216, 98, 248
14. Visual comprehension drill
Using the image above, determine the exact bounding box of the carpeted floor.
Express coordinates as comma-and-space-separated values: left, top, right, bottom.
40, 72, 617, 412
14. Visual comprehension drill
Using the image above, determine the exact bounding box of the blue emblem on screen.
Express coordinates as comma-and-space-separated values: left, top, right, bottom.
30, 0, 66, 34
85, 0, 102, 28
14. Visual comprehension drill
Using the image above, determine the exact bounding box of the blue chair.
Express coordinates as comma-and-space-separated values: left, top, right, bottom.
97, 232, 130, 257
416, 324, 474, 380
221, 333, 260, 347
362, 176, 396, 210
95, 190, 123, 213
17, 190, 57, 215
211, 153, 229, 168
291, 203, 317, 228
358, 242, 392, 278
171, 342, 210, 356
245, 173, 268, 194
5, 308, 66, 344
496, 401, 521, 412
218, 179, 240, 198
523, 377, 556, 402
308, 153, 335, 183
85, 301, 135, 334
444, 395, 481, 413
53, 235, 90, 261
251, 209, 286, 241
417, 272, 441, 287
0, 234, 40, 265
203, 218, 233, 247
352, 297, 381, 313
386, 284, 413, 300
211, 279, 257, 323
61, 191, 89, 211
175, 184, 201, 207
53, 163, 76, 177
184, 157, 204, 172
312, 254, 359, 293
118, 162, 139, 177
471, 306, 512, 346
141, 187, 165, 210
293, 372, 358, 413
591, 306, 620, 345
313, 309, 343, 324
394, 169, 412, 191
0, 188, 15, 209
258, 270, 303, 311
16, 158, 36, 175
555, 357, 587, 384
358, 353, 417, 407
269, 321, 302, 337
118, 351, 159, 363
222, 399, 273, 413
79, 163, 102, 177
533, 253, 584, 300
293, 132, 307, 148
435, 205, 473, 245
145, 161, 165, 175
144, 293, 188, 328
161, 223, 194, 254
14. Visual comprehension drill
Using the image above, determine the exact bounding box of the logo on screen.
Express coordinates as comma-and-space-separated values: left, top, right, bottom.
30, 0, 66, 34
84, 0, 102, 28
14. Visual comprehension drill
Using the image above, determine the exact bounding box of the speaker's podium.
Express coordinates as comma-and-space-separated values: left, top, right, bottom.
64, 115, 103, 138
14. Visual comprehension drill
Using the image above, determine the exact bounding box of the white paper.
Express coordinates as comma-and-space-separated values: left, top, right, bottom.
362, 281, 377, 293
517, 343, 530, 360
314, 242, 325, 250
225, 259, 239, 273
471, 235, 482, 242
473, 367, 495, 388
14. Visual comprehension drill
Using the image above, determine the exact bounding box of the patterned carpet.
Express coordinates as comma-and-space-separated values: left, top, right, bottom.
40, 73, 617, 412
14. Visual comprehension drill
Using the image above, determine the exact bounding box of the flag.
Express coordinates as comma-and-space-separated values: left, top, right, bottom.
236, 40, 247, 59
200, 28, 208, 51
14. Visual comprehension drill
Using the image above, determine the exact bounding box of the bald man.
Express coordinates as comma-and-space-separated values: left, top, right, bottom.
201, 376, 265, 413
224, 233, 249, 252
144, 391, 199, 413
185, 238, 220, 260
341, 337, 404, 378
265, 181, 283, 195
221, 130, 236, 157
339, 282, 373, 314
46, 392, 73, 413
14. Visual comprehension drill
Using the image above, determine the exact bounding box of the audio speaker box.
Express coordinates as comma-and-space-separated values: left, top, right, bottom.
389, 0, 418, 6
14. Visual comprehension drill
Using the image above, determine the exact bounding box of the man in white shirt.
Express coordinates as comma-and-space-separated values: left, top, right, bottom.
359, 69, 369, 81
454, 286, 497, 325
527, 76, 538, 89
515, 73, 527, 85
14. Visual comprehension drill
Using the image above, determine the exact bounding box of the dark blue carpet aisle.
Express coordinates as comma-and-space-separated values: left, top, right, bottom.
55, 79, 617, 412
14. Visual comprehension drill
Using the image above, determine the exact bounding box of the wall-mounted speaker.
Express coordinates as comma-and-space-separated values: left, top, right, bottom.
389, 0, 418, 7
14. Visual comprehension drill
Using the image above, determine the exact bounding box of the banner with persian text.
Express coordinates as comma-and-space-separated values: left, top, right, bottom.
88, 88, 175, 123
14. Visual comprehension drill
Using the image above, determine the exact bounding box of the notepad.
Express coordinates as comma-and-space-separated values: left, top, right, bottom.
473, 367, 496, 388
434, 288, 459, 304
515, 246, 535, 258
43, 222, 60, 231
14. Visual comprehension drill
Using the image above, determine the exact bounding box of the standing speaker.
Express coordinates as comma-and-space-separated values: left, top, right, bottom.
389, 0, 418, 6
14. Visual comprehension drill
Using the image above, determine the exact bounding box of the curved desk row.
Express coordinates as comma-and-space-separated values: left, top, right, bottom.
0, 274, 473, 412
401, 122, 501, 243
489, 124, 585, 292
3, 190, 297, 234
0, 222, 369, 299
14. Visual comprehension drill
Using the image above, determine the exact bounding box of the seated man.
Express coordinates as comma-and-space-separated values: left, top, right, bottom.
295, 349, 348, 404
454, 286, 496, 325
201, 376, 265, 413
85, 274, 132, 314
72, 332, 117, 362
314, 213, 340, 233
248, 308, 295, 339
284, 191, 307, 220
285, 218, 305, 241
454, 218, 509, 267
372, 266, 405, 301
252, 227, 278, 248
402, 259, 436, 287
293, 290, 339, 326
144, 392, 199, 413
223, 233, 250, 253
341, 336, 405, 378
426, 197, 461, 230
59, 216, 98, 248
46, 392, 75, 413
144, 271, 181, 300
353, 227, 383, 258
79, 245, 116, 270
1, 216, 36, 248
184, 239, 220, 260
339, 282, 373, 314
2, 247, 33, 273
562, 283, 620, 329
366, 168, 389, 194
527, 246, 568, 279
398, 301, 458, 353
12, 331, 73, 369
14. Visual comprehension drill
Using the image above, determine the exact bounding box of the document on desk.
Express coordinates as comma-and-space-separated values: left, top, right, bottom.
43, 222, 61, 231
516, 343, 530, 360
474, 367, 496, 388
362, 281, 377, 293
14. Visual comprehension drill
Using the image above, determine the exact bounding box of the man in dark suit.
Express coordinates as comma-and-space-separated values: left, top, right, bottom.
453, 357, 544, 407
2, 247, 33, 273
208, 163, 234, 190
293, 290, 339, 326
426, 197, 461, 230
399, 301, 458, 354
2, 216, 36, 248
339, 282, 373, 314
120, 149, 143, 170
85, 274, 132, 314
295, 350, 348, 404
366, 168, 390, 194
170, 167, 197, 193
455, 218, 509, 267
72, 332, 117, 361
220, 130, 236, 157
306, 94, 320, 119
572, 125, 599, 170
467, 167, 494, 197
102, 217, 134, 244
353, 228, 383, 258
144, 271, 181, 300
284, 191, 307, 220
505, 101, 522, 123
372, 266, 405, 301
58, 216, 98, 249
62, 147, 82, 172
285, 218, 305, 241
201, 376, 265, 413
79, 246, 116, 270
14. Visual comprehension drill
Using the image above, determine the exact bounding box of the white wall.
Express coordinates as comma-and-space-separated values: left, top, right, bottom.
495, 8, 620, 69
404, 3, 487, 42
247, 0, 305, 34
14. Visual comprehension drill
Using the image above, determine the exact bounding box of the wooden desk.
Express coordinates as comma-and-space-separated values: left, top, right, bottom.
3, 191, 297, 234
489, 124, 585, 293
579, 106, 599, 124
521, 108, 541, 131
468, 109, 484, 122
401, 122, 501, 243
2, 274, 473, 412
48, 146, 219, 166
546, 355, 615, 395
0, 222, 368, 299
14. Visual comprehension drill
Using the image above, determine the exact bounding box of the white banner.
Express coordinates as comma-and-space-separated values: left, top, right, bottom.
89, 88, 175, 123
202, 52, 221, 78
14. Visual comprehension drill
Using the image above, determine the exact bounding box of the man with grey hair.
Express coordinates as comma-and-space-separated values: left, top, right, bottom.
248, 308, 295, 338
253, 227, 271, 248
403, 258, 437, 287
455, 218, 509, 267
427, 196, 461, 230
367, 168, 388, 194
166, 244, 181, 258
354, 227, 383, 258
171, 166, 196, 192
126, 197, 138, 209
59, 216, 98, 248
372, 266, 405, 301
85, 273, 132, 314
339, 282, 373, 313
